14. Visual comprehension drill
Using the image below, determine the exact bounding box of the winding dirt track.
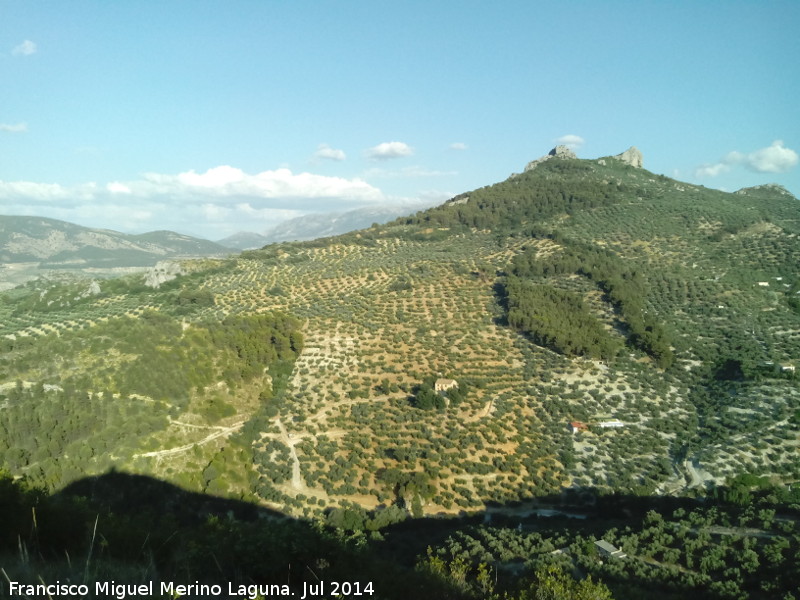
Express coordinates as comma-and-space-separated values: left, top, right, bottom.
133, 420, 245, 458
274, 417, 307, 492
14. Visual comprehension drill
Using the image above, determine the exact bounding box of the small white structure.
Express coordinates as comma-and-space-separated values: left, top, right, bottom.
569, 421, 589, 434
780, 364, 796, 373
598, 419, 624, 429
434, 378, 458, 393
757, 282, 770, 287
595, 540, 627, 559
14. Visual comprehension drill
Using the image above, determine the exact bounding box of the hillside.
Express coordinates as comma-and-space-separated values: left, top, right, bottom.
2, 149, 800, 598
0, 215, 230, 289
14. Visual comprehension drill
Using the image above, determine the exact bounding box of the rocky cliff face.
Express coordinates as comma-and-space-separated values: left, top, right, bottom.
144, 261, 185, 289
523, 145, 578, 172
612, 146, 643, 168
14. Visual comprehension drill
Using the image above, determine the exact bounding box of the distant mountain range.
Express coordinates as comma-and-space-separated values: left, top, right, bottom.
0, 215, 229, 267
0, 205, 438, 287
217, 202, 435, 249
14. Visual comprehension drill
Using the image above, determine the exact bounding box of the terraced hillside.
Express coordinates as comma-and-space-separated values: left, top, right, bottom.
1, 154, 799, 525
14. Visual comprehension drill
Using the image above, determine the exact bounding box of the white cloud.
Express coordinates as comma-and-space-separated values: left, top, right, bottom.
0, 122, 27, 133
6, 166, 384, 204
449, 142, 468, 151
694, 163, 731, 178
695, 140, 799, 178
0, 166, 390, 238
741, 140, 798, 173
0, 180, 99, 204
365, 141, 413, 160
140, 166, 384, 202
107, 182, 132, 194
555, 134, 585, 150
12, 40, 37, 56
312, 143, 346, 161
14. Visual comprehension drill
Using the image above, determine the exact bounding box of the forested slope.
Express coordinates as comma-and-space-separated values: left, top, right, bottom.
1, 153, 799, 598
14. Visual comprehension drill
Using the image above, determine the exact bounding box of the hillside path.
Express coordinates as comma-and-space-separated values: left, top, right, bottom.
275, 417, 307, 492
133, 420, 244, 458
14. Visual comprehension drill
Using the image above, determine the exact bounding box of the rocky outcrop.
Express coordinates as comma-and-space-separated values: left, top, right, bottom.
549, 145, 578, 159
523, 145, 578, 172
735, 183, 796, 198
612, 146, 643, 168
80, 280, 101, 298
144, 260, 185, 288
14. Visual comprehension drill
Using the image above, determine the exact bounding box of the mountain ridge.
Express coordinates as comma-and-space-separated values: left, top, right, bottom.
1, 151, 799, 517
0, 215, 230, 289
2, 151, 800, 597
217, 202, 437, 249
0, 215, 229, 264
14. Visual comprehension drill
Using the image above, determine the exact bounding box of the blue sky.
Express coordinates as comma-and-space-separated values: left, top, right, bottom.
1, 1, 798, 239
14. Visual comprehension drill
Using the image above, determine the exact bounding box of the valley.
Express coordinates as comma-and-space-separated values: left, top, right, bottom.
2, 152, 800, 598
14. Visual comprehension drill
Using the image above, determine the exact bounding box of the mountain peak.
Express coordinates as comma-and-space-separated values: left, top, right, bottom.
523, 145, 578, 172
549, 144, 578, 159
612, 146, 643, 168
735, 183, 796, 199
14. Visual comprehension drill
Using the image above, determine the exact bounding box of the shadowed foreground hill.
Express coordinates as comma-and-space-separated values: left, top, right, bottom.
1, 470, 615, 600
4, 470, 800, 599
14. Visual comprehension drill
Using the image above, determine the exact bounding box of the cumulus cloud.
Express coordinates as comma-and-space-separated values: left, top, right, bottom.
555, 134, 585, 150
695, 140, 799, 178
312, 143, 346, 162
0, 122, 27, 133
107, 182, 132, 194
365, 141, 413, 160
12, 40, 37, 56
0, 166, 390, 238
694, 163, 731, 178
740, 140, 798, 173
449, 142, 468, 151
0, 180, 99, 204
0, 167, 384, 204
139, 166, 384, 203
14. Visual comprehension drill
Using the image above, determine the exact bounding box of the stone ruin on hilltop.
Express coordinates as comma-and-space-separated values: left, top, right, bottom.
519, 145, 644, 175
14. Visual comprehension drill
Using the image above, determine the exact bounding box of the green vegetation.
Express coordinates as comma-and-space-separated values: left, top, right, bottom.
6, 469, 800, 598
509, 238, 673, 366
1, 155, 800, 597
0, 310, 303, 490
506, 277, 621, 359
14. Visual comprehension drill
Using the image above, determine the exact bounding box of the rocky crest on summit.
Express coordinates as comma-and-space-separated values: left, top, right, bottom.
612, 146, 643, 168
522, 145, 578, 173
735, 183, 796, 199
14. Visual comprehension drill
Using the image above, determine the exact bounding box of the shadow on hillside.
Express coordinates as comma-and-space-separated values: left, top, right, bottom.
10, 467, 790, 599
491, 280, 509, 326
3, 470, 470, 598
56, 469, 276, 524
49, 471, 708, 570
